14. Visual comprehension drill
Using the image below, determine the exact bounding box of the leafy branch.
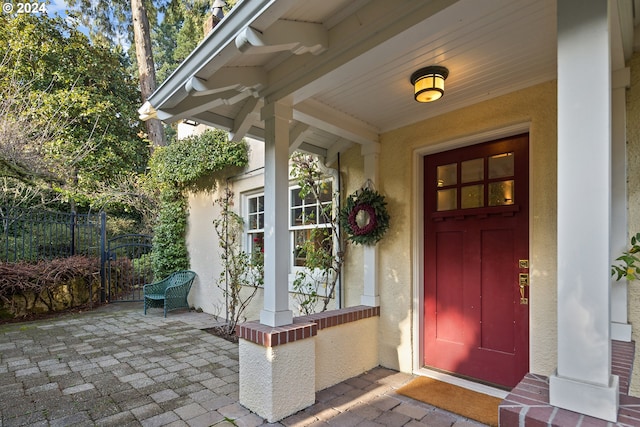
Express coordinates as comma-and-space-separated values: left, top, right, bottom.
213, 188, 262, 337
290, 153, 344, 315
147, 129, 248, 279
612, 232, 640, 281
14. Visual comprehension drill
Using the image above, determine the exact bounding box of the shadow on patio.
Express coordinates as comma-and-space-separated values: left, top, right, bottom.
0, 303, 487, 426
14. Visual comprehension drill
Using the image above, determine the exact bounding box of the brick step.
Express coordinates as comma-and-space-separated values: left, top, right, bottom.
499, 340, 639, 426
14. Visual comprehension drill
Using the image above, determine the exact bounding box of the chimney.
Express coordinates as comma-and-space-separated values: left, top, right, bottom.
203, 0, 227, 34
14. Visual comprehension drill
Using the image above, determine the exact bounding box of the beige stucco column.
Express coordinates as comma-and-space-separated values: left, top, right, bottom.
260, 100, 294, 327
549, 0, 618, 422
361, 142, 381, 307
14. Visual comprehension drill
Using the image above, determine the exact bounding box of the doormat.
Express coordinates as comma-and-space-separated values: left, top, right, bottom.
396, 376, 501, 426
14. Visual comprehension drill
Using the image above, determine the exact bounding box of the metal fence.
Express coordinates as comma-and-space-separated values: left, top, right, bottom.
0, 206, 104, 262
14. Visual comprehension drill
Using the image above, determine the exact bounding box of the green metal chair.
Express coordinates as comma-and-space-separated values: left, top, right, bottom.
143, 270, 196, 317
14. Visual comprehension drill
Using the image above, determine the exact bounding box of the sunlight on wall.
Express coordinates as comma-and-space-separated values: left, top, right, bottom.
378, 81, 558, 375
625, 52, 640, 397
184, 81, 561, 379
186, 190, 225, 316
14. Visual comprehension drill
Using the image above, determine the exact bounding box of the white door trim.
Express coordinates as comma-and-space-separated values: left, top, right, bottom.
411, 122, 531, 375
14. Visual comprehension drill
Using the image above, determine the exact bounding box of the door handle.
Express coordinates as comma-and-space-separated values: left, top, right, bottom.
519, 273, 529, 305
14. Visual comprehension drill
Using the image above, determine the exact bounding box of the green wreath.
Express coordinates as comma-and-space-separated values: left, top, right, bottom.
339, 186, 390, 245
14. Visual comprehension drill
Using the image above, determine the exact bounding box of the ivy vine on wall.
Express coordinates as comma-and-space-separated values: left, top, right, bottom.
147, 129, 248, 279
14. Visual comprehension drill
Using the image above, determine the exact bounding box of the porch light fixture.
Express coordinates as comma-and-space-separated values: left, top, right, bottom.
411, 66, 449, 103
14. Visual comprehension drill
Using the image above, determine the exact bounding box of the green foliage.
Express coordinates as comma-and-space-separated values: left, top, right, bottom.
0, 178, 63, 211
290, 154, 344, 315
0, 14, 148, 208
149, 129, 248, 189
148, 129, 248, 278
151, 187, 189, 278
213, 188, 261, 336
154, 0, 207, 83
154, 0, 239, 84
64, 0, 158, 47
132, 253, 154, 279
612, 232, 640, 281
64, 0, 237, 85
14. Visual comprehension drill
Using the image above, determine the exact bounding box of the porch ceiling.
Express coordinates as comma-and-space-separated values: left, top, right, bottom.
144, 0, 588, 160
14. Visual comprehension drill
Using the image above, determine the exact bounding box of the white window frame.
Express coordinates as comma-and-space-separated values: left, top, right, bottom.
289, 182, 333, 267
242, 179, 336, 295
244, 192, 264, 257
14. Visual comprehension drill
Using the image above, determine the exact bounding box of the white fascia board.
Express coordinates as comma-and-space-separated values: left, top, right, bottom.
147, 0, 292, 113
165, 90, 254, 124
266, 0, 459, 104
296, 142, 328, 158
288, 122, 311, 155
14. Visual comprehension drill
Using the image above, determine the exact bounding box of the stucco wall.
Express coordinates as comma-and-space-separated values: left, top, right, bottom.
186, 137, 267, 320
239, 338, 315, 422
335, 147, 365, 308
369, 81, 558, 375
186, 188, 267, 320
626, 52, 640, 396
185, 82, 559, 379
186, 189, 225, 315
186, 138, 341, 321
315, 316, 379, 390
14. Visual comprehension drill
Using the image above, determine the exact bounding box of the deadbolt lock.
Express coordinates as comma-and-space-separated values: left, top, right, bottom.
519, 259, 529, 269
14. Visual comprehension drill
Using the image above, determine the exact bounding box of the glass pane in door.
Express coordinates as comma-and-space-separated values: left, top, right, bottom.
489, 152, 514, 179
461, 185, 484, 209
437, 163, 457, 187
489, 180, 515, 206
461, 158, 484, 183
437, 189, 457, 211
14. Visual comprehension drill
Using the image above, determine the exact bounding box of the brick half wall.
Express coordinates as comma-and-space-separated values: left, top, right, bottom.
237, 305, 381, 391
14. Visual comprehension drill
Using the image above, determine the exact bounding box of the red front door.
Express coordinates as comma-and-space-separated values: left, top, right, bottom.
423, 134, 529, 388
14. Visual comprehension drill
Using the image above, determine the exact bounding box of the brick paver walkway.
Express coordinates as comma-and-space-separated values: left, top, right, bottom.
0, 303, 488, 426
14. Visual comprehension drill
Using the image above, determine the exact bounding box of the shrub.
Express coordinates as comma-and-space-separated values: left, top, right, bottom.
0, 255, 100, 317
147, 129, 248, 278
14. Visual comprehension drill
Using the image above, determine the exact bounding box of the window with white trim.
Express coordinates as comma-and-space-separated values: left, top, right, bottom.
290, 181, 333, 268
246, 194, 264, 257
243, 180, 334, 272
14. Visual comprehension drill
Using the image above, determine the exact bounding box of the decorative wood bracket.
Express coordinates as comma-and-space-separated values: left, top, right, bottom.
235, 20, 328, 56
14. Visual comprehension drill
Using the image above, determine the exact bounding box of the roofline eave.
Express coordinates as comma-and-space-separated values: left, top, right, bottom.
146, 0, 294, 114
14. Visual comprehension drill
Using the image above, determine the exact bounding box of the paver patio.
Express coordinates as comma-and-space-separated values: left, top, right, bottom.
0, 303, 487, 426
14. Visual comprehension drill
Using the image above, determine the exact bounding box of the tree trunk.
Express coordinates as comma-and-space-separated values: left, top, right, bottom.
131, 0, 166, 147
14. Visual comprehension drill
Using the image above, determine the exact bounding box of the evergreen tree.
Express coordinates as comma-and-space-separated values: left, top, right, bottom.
0, 14, 148, 209
65, 0, 166, 147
